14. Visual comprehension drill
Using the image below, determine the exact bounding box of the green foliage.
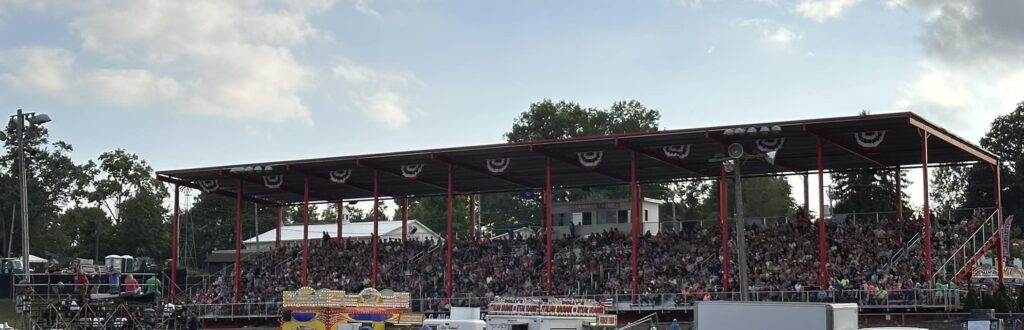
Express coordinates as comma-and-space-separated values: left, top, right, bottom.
1016, 286, 1024, 312
504, 99, 659, 142
994, 285, 1011, 313
403, 195, 470, 236
831, 168, 911, 216
964, 286, 980, 311
184, 193, 278, 267
700, 176, 797, 219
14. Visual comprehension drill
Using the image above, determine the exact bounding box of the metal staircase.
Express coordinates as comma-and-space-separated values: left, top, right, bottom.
616, 312, 658, 330
932, 212, 1000, 283
885, 232, 921, 274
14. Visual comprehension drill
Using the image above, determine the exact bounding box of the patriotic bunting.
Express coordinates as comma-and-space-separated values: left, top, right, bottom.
855, 131, 887, 148
263, 175, 283, 189
755, 138, 785, 153
198, 180, 219, 192
329, 170, 352, 184
663, 145, 691, 160
401, 164, 424, 179
486, 158, 511, 175
577, 151, 604, 168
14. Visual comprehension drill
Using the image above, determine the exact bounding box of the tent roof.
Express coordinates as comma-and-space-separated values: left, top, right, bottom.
244, 220, 439, 243
157, 112, 997, 205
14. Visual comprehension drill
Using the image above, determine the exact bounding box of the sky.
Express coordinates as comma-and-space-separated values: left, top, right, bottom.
0, 0, 1022, 215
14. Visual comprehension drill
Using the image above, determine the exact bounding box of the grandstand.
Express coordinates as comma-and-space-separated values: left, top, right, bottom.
154, 112, 1007, 326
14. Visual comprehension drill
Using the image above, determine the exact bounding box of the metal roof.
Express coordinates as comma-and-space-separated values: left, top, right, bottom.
156, 112, 997, 205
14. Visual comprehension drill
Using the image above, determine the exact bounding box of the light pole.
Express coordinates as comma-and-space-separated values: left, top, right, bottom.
8, 109, 52, 282
710, 143, 776, 302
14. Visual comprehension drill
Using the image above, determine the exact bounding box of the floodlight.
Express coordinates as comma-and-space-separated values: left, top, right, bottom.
27, 113, 51, 125
732, 128, 746, 136
759, 127, 770, 135
723, 129, 734, 136
746, 127, 757, 135
771, 126, 782, 134
727, 143, 744, 159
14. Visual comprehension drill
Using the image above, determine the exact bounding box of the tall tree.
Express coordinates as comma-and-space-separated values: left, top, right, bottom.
89, 149, 167, 223
830, 168, 912, 216
701, 176, 797, 221
0, 119, 93, 257
489, 99, 664, 232
930, 102, 1024, 221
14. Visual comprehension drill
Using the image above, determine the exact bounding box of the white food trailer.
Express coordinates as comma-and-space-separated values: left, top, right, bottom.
694, 301, 859, 330
485, 298, 618, 330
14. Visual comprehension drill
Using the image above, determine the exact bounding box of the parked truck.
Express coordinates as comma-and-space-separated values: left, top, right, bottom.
694, 301, 859, 330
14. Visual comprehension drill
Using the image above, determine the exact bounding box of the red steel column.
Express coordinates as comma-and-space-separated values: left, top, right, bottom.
896, 165, 903, 220
921, 131, 933, 282
470, 194, 477, 239
302, 175, 310, 287
446, 165, 454, 299
234, 181, 243, 302
372, 170, 380, 288
544, 158, 553, 295
995, 164, 1004, 283
817, 138, 828, 289
275, 206, 282, 248
402, 197, 409, 242
719, 168, 730, 294
170, 185, 179, 302
630, 151, 640, 302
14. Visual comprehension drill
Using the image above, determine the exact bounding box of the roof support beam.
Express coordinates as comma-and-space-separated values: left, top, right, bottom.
431, 153, 537, 189
220, 171, 335, 202
803, 125, 892, 168
529, 145, 629, 182
704, 130, 802, 173
908, 116, 999, 166
156, 174, 278, 205
356, 159, 453, 193
615, 139, 705, 177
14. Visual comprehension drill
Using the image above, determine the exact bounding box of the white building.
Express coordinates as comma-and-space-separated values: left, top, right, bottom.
551, 198, 663, 238
243, 220, 441, 251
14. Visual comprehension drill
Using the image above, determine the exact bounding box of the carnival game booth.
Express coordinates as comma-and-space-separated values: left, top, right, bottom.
281, 287, 422, 330
485, 298, 618, 330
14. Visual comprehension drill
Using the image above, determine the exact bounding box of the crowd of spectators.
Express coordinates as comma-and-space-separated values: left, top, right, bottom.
193, 209, 992, 308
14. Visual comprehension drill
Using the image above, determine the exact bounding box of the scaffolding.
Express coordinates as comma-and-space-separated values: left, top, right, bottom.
14, 281, 196, 329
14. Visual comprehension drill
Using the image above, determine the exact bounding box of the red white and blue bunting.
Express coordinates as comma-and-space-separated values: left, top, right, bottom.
198, 180, 219, 193
755, 138, 785, 154
401, 164, 424, 179
663, 145, 691, 160
263, 175, 283, 189
329, 170, 352, 184
855, 131, 886, 148
577, 151, 604, 168
486, 158, 511, 175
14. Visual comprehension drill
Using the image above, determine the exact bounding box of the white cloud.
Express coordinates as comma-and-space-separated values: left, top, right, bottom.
741, 18, 803, 46
0, 0, 334, 125
0, 47, 74, 96
706, 46, 716, 54
796, 0, 862, 22
332, 61, 419, 128
892, 0, 1024, 139
353, 0, 381, 17
87, 69, 181, 106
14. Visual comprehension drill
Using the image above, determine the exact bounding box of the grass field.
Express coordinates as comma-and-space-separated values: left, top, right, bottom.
0, 299, 22, 328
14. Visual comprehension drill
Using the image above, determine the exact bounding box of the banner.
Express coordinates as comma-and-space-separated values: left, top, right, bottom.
1002, 215, 1015, 262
